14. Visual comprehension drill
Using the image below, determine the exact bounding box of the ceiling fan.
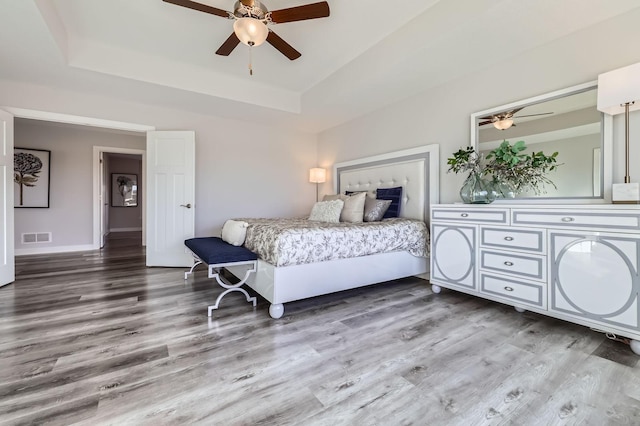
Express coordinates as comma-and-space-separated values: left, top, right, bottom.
162, 0, 330, 62
478, 107, 553, 130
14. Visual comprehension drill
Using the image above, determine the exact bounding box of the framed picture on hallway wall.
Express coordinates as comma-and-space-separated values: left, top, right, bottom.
14, 147, 51, 208
111, 173, 138, 207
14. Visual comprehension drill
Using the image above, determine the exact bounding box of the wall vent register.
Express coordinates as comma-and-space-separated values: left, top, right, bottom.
22, 232, 52, 244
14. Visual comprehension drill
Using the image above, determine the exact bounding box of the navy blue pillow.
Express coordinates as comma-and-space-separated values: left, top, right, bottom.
376, 186, 403, 219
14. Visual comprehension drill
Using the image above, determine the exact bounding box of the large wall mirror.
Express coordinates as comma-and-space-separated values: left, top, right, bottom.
470, 81, 612, 202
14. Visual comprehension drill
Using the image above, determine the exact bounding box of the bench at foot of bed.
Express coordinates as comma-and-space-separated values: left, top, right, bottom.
184, 237, 258, 315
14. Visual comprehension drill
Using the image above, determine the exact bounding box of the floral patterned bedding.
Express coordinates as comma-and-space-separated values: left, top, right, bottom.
237, 217, 429, 267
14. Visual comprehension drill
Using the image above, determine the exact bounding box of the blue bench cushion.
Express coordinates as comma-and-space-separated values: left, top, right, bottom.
185, 237, 257, 264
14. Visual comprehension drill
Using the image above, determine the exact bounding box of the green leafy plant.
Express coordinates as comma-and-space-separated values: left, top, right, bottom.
485, 140, 559, 195
447, 146, 484, 175
447, 140, 560, 195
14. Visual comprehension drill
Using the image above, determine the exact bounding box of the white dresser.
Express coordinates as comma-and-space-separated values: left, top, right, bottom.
430, 204, 640, 354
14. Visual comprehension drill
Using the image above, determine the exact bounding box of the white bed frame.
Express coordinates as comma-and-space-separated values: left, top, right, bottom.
227, 145, 440, 318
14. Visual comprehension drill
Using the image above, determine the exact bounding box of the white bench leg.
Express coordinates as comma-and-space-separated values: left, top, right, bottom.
208, 288, 257, 316
184, 257, 203, 280
207, 262, 257, 314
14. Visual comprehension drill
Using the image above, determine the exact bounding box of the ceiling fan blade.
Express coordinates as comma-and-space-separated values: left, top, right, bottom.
479, 106, 525, 121
266, 31, 301, 60
162, 0, 229, 18
514, 112, 554, 118
478, 120, 493, 126
508, 107, 525, 116
269, 1, 330, 23
216, 32, 241, 56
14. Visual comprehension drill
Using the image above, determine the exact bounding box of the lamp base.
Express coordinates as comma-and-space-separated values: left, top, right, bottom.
612, 182, 640, 204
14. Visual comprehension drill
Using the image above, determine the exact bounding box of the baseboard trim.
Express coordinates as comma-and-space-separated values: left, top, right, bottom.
16, 244, 96, 256
109, 227, 143, 233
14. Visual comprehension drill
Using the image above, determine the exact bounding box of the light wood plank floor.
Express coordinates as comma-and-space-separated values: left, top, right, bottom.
1, 232, 640, 425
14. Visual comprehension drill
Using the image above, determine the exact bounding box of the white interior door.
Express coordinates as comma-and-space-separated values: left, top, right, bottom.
146, 131, 195, 267
0, 110, 15, 287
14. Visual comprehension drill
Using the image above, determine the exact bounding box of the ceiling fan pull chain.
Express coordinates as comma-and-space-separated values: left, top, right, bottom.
248, 42, 254, 76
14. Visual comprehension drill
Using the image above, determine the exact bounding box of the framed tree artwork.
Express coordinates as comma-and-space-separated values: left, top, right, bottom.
14, 148, 51, 208
111, 173, 138, 207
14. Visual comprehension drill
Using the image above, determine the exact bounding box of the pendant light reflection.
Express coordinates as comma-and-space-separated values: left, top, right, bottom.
493, 118, 514, 130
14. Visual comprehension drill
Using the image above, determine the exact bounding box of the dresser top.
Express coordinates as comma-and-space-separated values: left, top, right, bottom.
433, 203, 640, 211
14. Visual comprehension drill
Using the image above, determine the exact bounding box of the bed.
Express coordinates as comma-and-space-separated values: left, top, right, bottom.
225, 144, 440, 318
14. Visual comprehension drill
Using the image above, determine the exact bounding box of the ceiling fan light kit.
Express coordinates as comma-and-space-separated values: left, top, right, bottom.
163, 0, 330, 74
233, 17, 268, 47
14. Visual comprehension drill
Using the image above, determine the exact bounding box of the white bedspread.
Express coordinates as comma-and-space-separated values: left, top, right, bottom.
238, 217, 429, 267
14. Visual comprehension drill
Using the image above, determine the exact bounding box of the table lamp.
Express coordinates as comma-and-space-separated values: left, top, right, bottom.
309, 167, 326, 202
597, 62, 640, 203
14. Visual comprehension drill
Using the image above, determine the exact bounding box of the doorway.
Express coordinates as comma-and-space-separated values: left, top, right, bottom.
11, 118, 148, 256
101, 152, 144, 248
94, 146, 146, 249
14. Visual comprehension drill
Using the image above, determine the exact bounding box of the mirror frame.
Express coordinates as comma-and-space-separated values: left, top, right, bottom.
470, 81, 612, 203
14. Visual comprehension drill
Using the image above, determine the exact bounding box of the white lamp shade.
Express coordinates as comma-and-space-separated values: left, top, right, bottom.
233, 17, 269, 47
493, 118, 514, 130
309, 168, 326, 183
597, 61, 640, 115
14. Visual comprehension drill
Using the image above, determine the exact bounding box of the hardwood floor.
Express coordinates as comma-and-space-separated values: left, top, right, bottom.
1, 232, 640, 425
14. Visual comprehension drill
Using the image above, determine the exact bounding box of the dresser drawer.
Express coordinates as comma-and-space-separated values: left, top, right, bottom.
480, 249, 546, 281
480, 227, 545, 254
512, 210, 640, 231
432, 208, 508, 224
480, 273, 546, 309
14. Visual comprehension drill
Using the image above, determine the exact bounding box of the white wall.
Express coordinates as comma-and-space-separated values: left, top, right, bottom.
14, 119, 145, 253
519, 135, 600, 198
317, 9, 640, 204
107, 154, 142, 232
0, 81, 318, 245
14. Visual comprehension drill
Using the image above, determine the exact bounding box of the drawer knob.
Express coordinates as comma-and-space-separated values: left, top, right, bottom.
504, 236, 514, 241
561, 217, 575, 222
504, 286, 514, 292
504, 261, 514, 267
461, 213, 469, 218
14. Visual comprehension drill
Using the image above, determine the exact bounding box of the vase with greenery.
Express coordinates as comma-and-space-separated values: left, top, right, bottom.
447, 140, 560, 203
447, 146, 496, 204
485, 140, 559, 196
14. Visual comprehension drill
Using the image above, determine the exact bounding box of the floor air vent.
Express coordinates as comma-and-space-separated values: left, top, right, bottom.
22, 232, 52, 244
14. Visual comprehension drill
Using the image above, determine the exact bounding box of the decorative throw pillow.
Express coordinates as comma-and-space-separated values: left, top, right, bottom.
363, 198, 392, 222
345, 190, 375, 198
309, 199, 344, 223
377, 186, 403, 219
322, 194, 343, 201
340, 191, 366, 223
221, 219, 249, 246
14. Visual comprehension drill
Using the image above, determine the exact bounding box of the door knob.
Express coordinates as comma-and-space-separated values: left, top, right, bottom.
180, 203, 192, 209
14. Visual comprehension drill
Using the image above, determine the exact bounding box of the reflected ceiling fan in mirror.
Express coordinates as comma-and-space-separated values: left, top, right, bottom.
478, 107, 553, 130
162, 0, 330, 74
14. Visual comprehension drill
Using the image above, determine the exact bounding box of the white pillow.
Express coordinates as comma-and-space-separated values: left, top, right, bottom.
309, 199, 344, 223
340, 191, 366, 223
322, 194, 343, 201
221, 219, 249, 246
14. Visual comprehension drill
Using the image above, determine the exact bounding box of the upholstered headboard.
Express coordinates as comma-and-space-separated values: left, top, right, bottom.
334, 145, 439, 222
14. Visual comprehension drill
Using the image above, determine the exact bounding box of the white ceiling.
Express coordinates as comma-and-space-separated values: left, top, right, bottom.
2, 0, 640, 132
